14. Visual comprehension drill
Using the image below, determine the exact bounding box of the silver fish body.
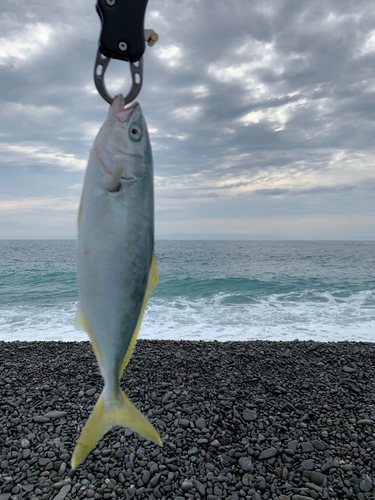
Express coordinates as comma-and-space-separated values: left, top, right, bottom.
72, 95, 161, 468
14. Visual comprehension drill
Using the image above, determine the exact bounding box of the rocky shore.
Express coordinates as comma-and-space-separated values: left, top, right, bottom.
0, 339, 374, 500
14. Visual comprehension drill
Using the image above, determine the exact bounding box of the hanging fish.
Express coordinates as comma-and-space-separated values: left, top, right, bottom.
72, 94, 161, 469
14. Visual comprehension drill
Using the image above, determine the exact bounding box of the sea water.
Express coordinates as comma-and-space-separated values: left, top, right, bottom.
0, 240, 374, 342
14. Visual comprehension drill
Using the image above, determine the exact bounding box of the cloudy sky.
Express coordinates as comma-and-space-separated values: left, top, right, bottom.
0, 0, 375, 239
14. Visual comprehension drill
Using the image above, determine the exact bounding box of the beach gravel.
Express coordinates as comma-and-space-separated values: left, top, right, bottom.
0, 339, 375, 499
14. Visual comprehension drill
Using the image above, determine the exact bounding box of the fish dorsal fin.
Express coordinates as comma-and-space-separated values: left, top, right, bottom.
119, 250, 158, 377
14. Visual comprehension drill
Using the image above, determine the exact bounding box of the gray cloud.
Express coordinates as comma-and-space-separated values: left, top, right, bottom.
1, 0, 375, 238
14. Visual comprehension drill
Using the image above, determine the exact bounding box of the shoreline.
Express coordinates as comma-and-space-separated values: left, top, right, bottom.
1, 340, 374, 500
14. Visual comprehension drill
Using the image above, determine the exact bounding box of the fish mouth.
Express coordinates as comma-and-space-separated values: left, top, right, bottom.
115, 101, 139, 123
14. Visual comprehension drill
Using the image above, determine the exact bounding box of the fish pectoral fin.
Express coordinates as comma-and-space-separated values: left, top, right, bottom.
107, 165, 124, 192
71, 388, 162, 469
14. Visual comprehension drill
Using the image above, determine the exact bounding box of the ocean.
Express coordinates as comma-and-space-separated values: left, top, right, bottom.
0, 240, 374, 343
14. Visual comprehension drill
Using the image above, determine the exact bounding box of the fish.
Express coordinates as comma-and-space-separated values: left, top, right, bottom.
72, 94, 162, 469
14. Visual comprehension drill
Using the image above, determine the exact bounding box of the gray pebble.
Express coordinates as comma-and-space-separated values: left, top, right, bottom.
150, 474, 160, 487
33, 415, 50, 423
357, 419, 373, 426
360, 477, 372, 492
310, 472, 326, 486
342, 366, 356, 373
210, 439, 220, 447
86, 387, 96, 396
180, 419, 190, 428
20, 438, 30, 448
302, 460, 314, 471
142, 470, 150, 484
22, 484, 34, 492
58, 462, 66, 476
311, 440, 326, 451
162, 391, 173, 404
305, 482, 323, 493
181, 481, 194, 491
301, 442, 314, 453
288, 440, 298, 452
194, 480, 205, 496
52, 484, 71, 500
292, 495, 314, 500
195, 417, 206, 429
259, 447, 277, 460
243, 409, 257, 421
44, 411, 68, 419
238, 456, 253, 471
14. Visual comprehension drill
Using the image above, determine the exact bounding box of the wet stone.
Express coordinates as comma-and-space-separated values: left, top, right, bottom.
301, 442, 314, 453
342, 366, 356, 373
357, 419, 373, 426
162, 391, 173, 404
360, 477, 372, 492
181, 481, 194, 491
44, 411, 68, 419
194, 480, 205, 496
302, 460, 314, 471
288, 440, 298, 452
142, 470, 150, 484
195, 417, 206, 429
292, 495, 314, 500
311, 440, 326, 451
33, 416, 50, 423
243, 409, 257, 421
21, 438, 31, 448
259, 448, 277, 460
238, 457, 253, 472
310, 472, 326, 486
52, 484, 71, 500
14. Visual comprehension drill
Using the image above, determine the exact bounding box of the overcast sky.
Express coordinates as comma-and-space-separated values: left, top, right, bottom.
0, 0, 374, 239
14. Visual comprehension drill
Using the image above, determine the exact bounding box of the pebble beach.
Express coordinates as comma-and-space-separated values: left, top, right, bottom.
0, 340, 374, 500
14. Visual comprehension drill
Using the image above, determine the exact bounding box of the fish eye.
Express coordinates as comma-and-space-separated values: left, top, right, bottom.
129, 124, 142, 142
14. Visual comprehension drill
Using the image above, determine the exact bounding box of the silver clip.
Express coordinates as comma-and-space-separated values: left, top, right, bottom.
94, 30, 158, 105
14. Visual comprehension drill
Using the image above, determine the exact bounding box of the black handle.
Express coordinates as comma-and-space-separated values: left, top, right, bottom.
96, 0, 149, 63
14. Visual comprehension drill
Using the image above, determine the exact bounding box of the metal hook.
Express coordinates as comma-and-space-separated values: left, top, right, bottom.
94, 49, 143, 105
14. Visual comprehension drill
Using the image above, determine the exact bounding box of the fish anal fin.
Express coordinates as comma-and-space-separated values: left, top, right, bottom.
75, 307, 86, 332
119, 250, 157, 377
71, 387, 161, 469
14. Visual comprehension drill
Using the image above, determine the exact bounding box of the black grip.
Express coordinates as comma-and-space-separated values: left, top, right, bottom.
96, 0, 148, 63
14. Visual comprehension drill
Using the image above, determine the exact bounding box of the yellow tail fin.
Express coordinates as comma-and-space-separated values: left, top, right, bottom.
71, 388, 162, 469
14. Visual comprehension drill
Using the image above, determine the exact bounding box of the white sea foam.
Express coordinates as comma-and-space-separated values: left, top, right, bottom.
1, 289, 374, 342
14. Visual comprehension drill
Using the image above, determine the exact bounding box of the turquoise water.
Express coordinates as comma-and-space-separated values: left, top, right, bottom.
0, 240, 374, 342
